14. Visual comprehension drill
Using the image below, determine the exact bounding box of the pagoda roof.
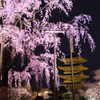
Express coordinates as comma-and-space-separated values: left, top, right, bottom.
59, 72, 89, 80
58, 56, 87, 65
58, 64, 88, 74
63, 80, 81, 83
58, 52, 87, 64
66, 52, 79, 58
59, 83, 82, 89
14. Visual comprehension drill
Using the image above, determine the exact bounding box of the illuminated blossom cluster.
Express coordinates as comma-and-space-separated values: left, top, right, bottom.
0, 0, 96, 89
92, 69, 100, 81
9, 87, 33, 100
42, 0, 73, 21
8, 69, 31, 87
0, 0, 41, 23
78, 82, 100, 100
78, 70, 100, 100
0, 25, 25, 54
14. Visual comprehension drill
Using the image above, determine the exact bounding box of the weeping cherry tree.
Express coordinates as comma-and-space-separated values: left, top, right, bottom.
0, 0, 95, 89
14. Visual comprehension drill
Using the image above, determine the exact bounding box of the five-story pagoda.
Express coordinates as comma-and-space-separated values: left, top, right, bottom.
58, 52, 89, 89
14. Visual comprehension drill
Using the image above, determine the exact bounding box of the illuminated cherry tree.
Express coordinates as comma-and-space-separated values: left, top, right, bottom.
0, 0, 95, 89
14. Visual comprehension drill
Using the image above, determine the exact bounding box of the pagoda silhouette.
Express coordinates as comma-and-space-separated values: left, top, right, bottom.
58, 52, 89, 89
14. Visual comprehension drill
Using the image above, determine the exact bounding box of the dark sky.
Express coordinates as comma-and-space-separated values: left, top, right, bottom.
70, 0, 100, 81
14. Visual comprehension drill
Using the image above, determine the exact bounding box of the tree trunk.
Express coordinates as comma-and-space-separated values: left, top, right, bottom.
1, 47, 16, 86
1, 47, 8, 86
0, 86, 10, 100
0, 47, 9, 100
2, 70, 8, 86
